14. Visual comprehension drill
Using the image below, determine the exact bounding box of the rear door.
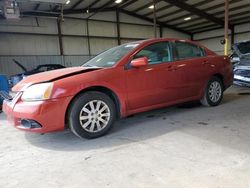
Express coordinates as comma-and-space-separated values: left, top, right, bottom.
172, 41, 210, 98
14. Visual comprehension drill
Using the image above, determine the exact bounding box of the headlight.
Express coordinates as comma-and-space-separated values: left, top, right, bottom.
21, 83, 54, 101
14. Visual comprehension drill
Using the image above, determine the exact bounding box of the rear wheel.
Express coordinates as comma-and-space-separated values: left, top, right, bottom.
201, 76, 223, 107
68, 91, 116, 139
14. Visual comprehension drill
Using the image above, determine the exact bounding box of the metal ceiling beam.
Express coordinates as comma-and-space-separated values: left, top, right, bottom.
164, 0, 215, 23
157, 8, 184, 20
120, 9, 191, 35
70, 0, 85, 10
63, 7, 113, 14
231, 16, 250, 24
232, 20, 250, 26
65, 0, 133, 14
132, 0, 161, 12
21, 11, 168, 27
187, 11, 250, 30
228, 10, 250, 19
162, 0, 233, 30
71, 0, 101, 14
142, 4, 172, 17
22, 11, 60, 17
109, 0, 131, 9
170, 0, 243, 27
142, 0, 189, 17
118, 0, 135, 9
181, 21, 211, 30
86, 0, 115, 19
174, 2, 250, 30
87, 0, 101, 9
188, 23, 218, 31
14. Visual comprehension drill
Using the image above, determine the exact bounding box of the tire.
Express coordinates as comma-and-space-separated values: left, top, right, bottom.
68, 91, 116, 139
200, 76, 223, 107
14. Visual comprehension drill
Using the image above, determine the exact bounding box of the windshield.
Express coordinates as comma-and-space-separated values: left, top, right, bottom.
83, 42, 141, 68
236, 41, 250, 55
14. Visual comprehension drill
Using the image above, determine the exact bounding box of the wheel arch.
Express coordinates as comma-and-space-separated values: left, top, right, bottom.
65, 86, 121, 129
212, 73, 224, 90
200, 73, 225, 99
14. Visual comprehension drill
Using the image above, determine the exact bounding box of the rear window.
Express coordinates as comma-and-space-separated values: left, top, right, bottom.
175, 41, 205, 60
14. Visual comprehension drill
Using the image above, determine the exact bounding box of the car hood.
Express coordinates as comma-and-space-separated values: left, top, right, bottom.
12, 66, 102, 92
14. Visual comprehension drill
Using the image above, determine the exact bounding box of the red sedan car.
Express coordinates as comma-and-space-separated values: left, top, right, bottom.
3, 38, 233, 139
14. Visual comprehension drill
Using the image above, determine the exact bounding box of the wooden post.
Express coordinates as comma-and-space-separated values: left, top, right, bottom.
153, 0, 157, 38
224, 0, 229, 56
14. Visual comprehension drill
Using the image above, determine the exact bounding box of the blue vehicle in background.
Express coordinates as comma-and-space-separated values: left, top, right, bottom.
0, 59, 66, 112
0, 75, 9, 112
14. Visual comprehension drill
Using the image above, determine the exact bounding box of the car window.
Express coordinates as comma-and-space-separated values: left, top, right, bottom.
83, 42, 141, 68
175, 41, 204, 60
134, 42, 172, 65
47, 66, 59, 71
37, 66, 48, 71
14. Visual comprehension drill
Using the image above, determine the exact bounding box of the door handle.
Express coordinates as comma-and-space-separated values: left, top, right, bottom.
167, 66, 177, 71
203, 60, 209, 65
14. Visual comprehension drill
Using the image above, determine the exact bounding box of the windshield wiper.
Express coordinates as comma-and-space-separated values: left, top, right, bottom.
83, 64, 96, 67
83, 64, 102, 68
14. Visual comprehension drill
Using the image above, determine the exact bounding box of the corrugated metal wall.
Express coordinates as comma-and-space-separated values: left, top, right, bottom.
194, 23, 250, 54
0, 56, 93, 76
0, 12, 191, 76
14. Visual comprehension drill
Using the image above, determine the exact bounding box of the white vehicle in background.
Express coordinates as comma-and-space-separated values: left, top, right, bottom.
232, 40, 250, 87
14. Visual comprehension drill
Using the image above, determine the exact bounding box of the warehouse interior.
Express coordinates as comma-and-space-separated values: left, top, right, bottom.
1, 0, 250, 74
0, 0, 250, 187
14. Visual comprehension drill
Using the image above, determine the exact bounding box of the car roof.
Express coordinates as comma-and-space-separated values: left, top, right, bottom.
128, 38, 203, 48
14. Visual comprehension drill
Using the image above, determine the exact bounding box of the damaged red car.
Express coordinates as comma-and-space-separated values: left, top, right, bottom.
2, 38, 233, 139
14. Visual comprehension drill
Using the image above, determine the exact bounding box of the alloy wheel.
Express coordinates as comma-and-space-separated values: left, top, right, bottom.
79, 100, 111, 133
208, 81, 222, 103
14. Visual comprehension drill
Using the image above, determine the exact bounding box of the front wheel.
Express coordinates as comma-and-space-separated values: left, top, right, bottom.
200, 77, 223, 107
68, 91, 116, 139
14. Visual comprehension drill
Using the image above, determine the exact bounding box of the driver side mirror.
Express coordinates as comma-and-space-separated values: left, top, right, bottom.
131, 57, 148, 68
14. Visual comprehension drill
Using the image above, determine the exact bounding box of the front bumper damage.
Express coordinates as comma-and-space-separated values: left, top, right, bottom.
2, 91, 72, 133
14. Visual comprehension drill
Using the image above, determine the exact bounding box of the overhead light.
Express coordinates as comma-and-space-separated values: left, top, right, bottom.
184, 17, 191, 21
115, 0, 123, 3
148, 5, 154, 9
86, 9, 89, 13
66, 0, 70, 4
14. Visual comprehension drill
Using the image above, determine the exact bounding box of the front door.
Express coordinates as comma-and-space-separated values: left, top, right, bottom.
125, 41, 180, 111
